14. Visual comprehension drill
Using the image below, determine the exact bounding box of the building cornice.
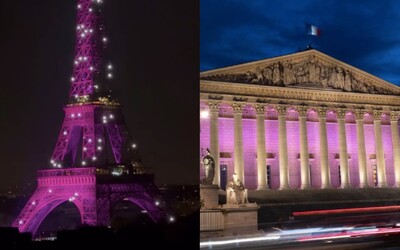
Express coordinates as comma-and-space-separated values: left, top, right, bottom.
200, 80, 400, 109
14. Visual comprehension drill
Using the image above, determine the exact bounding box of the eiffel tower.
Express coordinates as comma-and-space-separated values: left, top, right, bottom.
13, 0, 163, 235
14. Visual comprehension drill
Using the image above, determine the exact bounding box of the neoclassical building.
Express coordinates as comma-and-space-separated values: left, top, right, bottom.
200, 49, 400, 190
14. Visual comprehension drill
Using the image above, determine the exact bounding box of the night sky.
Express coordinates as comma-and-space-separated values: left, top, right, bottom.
201, 0, 400, 86
0, 0, 199, 189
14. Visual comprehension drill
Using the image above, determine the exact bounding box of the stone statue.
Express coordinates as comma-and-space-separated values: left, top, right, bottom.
272, 63, 282, 86
253, 66, 264, 84
263, 67, 273, 85
201, 148, 215, 184
328, 66, 337, 88
344, 70, 352, 91
283, 63, 296, 85
226, 173, 248, 204
308, 61, 321, 84
320, 66, 329, 87
296, 66, 309, 83
336, 67, 345, 89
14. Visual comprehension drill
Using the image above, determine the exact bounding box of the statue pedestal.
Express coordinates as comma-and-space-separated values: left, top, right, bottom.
200, 184, 219, 209
220, 203, 260, 234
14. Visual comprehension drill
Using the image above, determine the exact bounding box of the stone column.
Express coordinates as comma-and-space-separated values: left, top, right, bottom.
298, 106, 311, 189
233, 102, 245, 185
318, 107, 331, 188
277, 105, 289, 189
390, 111, 400, 187
336, 108, 350, 188
373, 110, 387, 187
355, 109, 368, 188
209, 101, 221, 186
255, 104, 267, 190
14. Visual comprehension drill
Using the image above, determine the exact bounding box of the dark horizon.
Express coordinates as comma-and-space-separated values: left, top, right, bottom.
0, 0, 199, 189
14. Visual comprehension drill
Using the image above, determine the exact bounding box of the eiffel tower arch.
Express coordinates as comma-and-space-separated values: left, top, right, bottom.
13, 168, 163, 235
13, 0, 164, 235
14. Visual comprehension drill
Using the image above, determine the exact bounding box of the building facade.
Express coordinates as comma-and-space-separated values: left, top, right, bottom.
200, 49, 400, 190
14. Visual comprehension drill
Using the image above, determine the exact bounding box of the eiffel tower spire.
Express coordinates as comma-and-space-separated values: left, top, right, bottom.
70, 0, 111, 103
50, 0, 142, 172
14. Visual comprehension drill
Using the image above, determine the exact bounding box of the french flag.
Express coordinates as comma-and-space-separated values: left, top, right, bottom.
307, 24, 321, 36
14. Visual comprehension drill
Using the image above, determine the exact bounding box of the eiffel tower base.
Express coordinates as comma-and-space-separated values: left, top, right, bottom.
12, 167, 164, 236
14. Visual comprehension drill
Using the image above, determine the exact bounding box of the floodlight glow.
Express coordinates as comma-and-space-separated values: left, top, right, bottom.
200, 110, 209, 119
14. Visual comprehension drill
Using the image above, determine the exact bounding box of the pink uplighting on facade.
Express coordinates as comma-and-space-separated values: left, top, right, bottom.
200, 104, 396, 190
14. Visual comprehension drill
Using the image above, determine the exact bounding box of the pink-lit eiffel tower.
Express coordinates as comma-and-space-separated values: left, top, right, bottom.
13, 0, 163, 235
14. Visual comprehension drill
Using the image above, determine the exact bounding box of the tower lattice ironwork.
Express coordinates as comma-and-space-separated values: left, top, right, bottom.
13, 0, 163, 235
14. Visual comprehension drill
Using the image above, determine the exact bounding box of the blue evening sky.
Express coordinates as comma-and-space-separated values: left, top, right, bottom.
200, 0, 400, 85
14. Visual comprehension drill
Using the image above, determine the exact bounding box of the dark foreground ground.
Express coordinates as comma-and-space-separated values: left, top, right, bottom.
242, 187, 400, 228
0, 210, 199, 249
201, 233, 400, 250
199, 187, 400, 249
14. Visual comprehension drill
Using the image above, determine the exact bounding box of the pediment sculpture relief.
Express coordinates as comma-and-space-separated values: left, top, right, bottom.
201, 56, 397, 95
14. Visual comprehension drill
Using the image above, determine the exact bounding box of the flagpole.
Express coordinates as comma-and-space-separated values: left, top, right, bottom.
305, 22, 312, 50
305, 23, 319, 50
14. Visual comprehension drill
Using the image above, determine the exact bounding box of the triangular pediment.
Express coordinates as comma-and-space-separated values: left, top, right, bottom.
200, 49, 400, 95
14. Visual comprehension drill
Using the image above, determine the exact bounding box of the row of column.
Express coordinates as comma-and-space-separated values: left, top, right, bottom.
207, 100, 400, 190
